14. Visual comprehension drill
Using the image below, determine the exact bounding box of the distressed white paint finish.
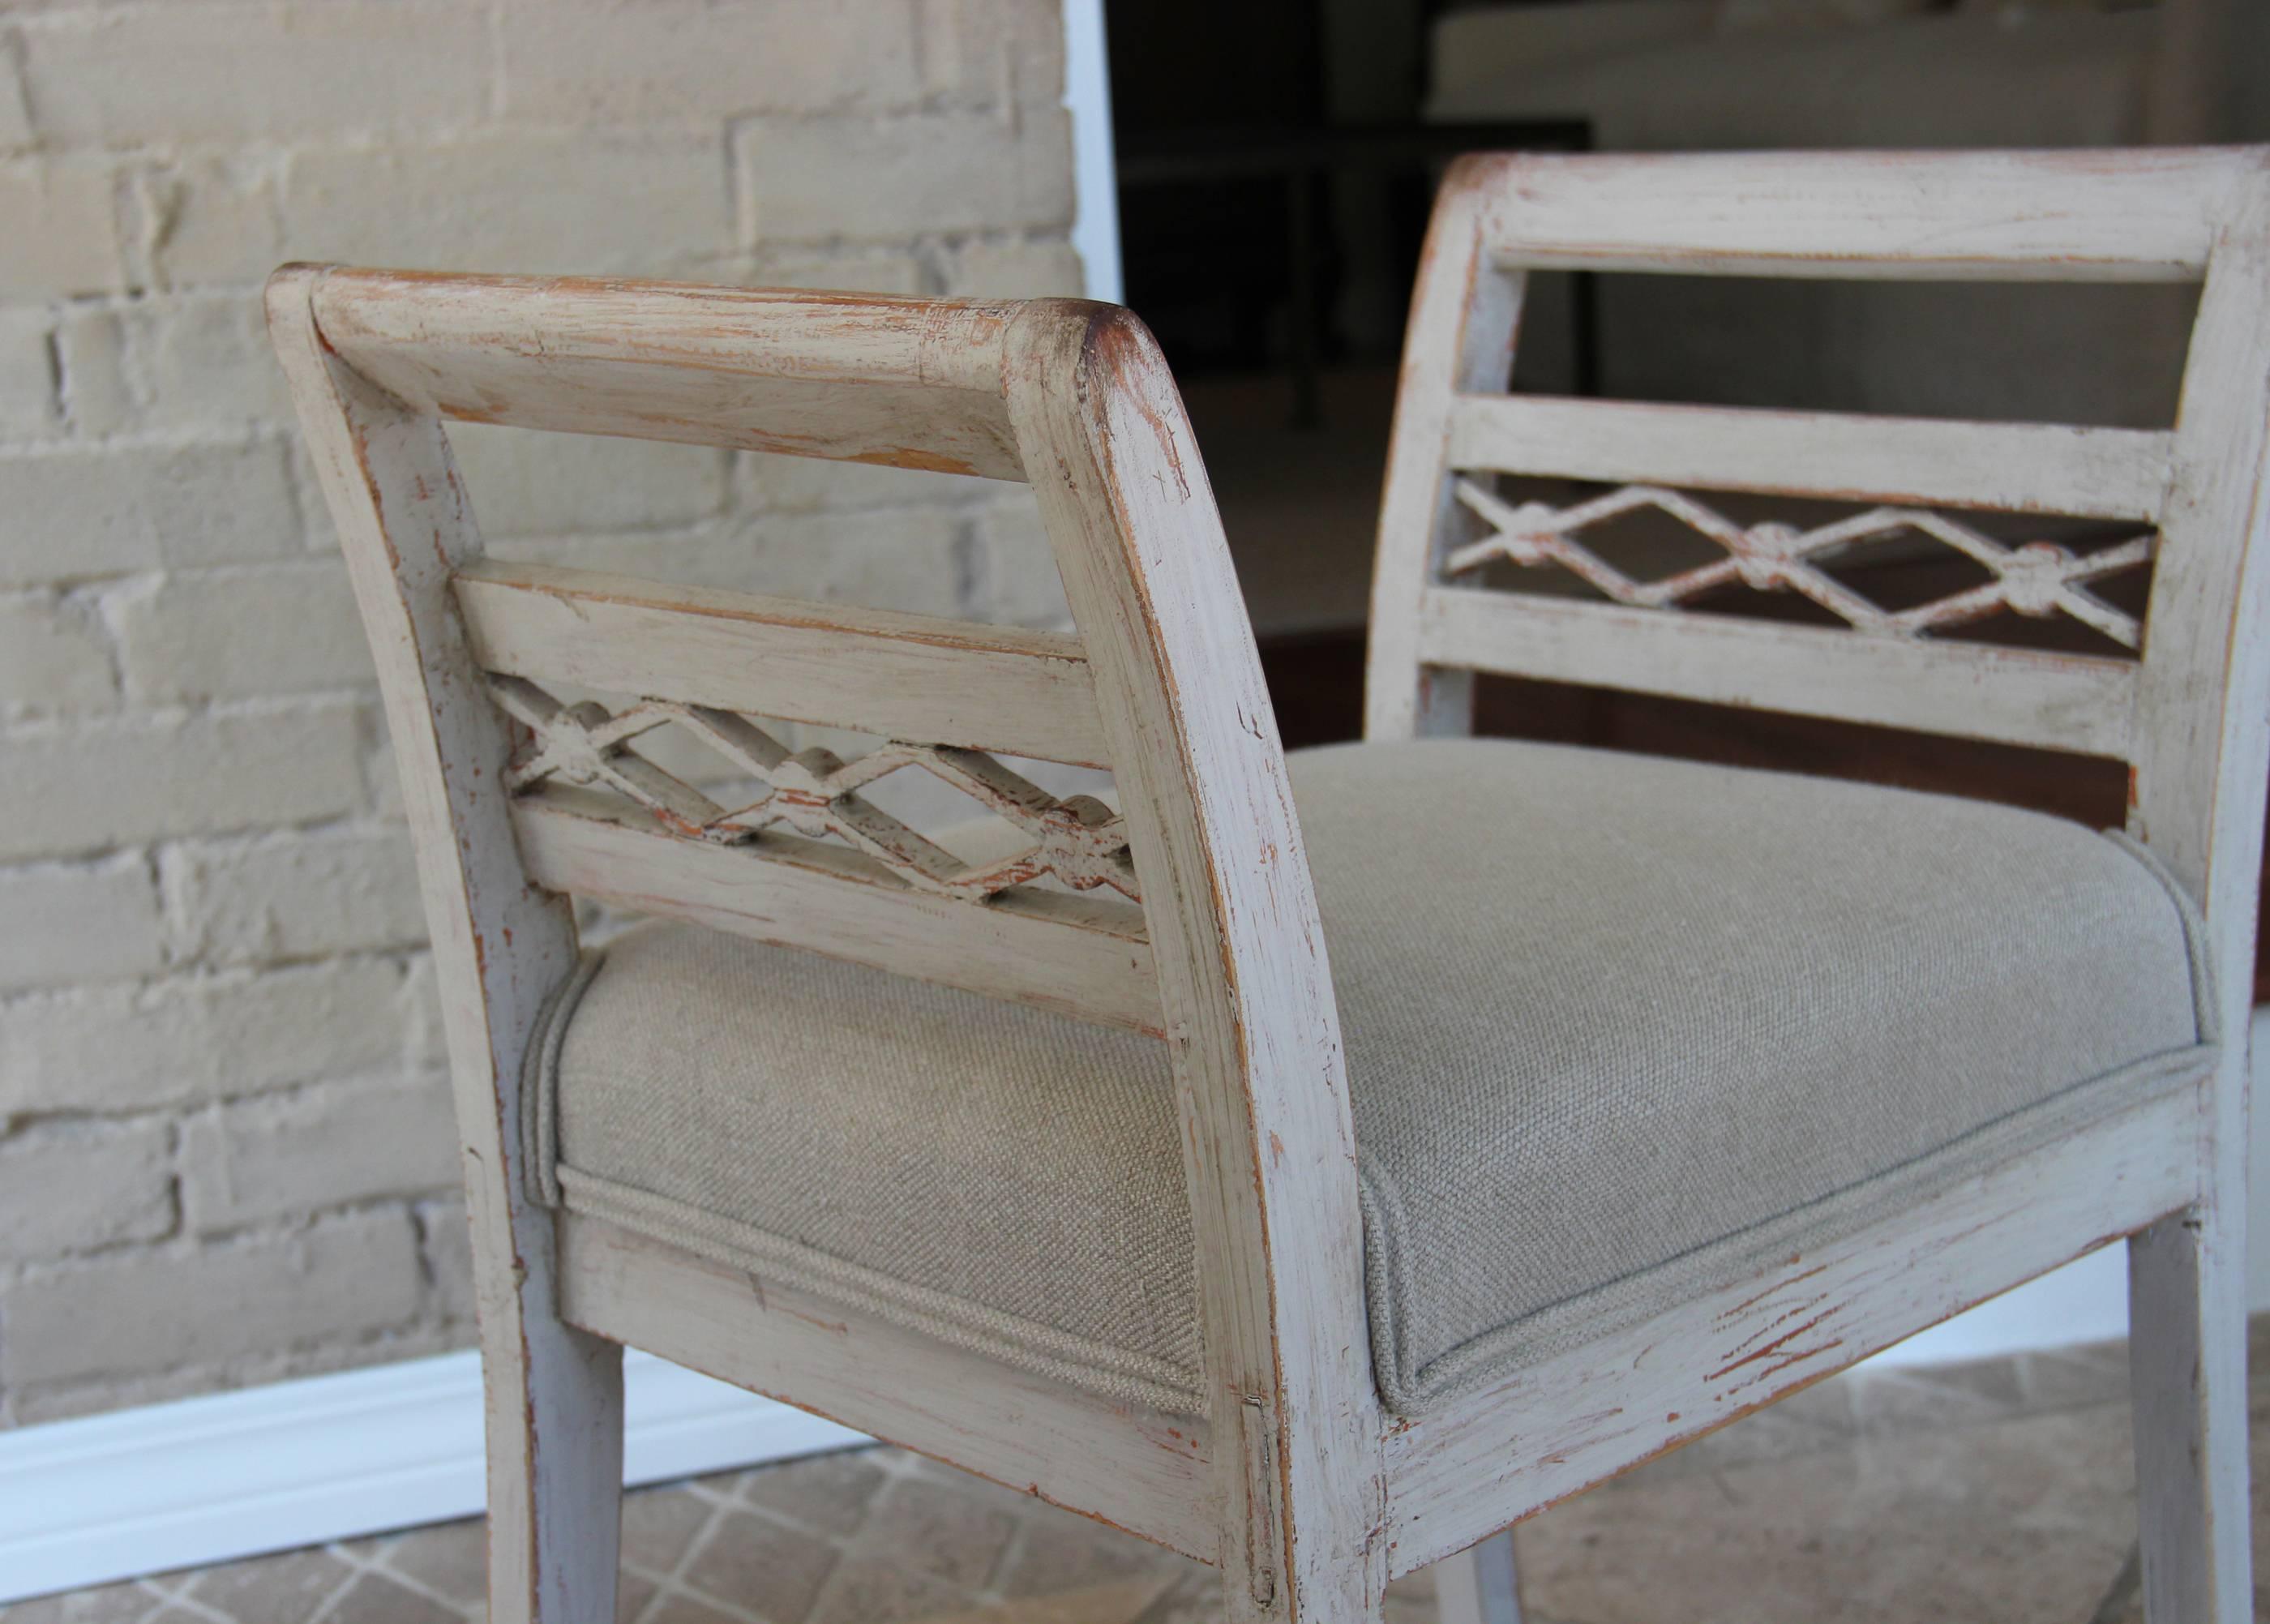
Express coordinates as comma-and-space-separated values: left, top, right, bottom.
276, 147, 2269, 1624
1463, 148, 2251, 280
266, 268, 623, 1624
275, 268, 1373, 1624
455, 560, 1111, 766
1443, 396, 2174, 522
308, 270, 1030, 480
1006, 305, 1383, 1624
556, 1213, 1213, 1559
1441, 481, 2154, 647
1368, 148, 2268, 1623
1368, 175, 1523, 742
510, 786, 1163, 1034
2121, 175, 2270, 1624
490, 682, 1138, 900
1381, 1083, 2205, 1575
1414, 587, 2139, 757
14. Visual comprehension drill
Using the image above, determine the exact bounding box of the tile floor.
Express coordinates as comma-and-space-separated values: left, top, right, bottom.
7, 1324, 2264, 1624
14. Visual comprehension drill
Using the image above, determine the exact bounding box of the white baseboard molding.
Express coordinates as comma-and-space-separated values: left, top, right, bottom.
0, 1273, 2138, 1609
0, 1348, 865, 1605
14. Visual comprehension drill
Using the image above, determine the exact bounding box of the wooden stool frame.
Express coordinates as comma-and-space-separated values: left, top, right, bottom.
270, 148, 2268, 1624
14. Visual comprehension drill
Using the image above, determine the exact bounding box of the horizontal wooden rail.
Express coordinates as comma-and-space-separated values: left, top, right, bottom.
511, 787, 1163, 1035
455, 561, 1111, 768
1416, 587, 2139, 758
1464, 149, 2246, 280
1378, 1078, 2204, 1573
558, 1215, 1215, 1559
1446, 396, 2175, 521
304, 268, 1035, 478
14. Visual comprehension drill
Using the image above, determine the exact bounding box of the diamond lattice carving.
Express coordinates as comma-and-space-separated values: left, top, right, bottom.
490, 676, 1139, 902
1443, 479, 2155, 649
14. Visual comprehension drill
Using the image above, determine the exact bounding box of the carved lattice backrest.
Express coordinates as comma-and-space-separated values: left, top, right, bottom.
293, 272, 1166, 1035
490, 675, 1137, 900
1367, 151, 2266, 772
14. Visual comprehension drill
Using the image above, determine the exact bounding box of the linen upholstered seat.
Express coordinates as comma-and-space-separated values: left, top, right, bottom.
529, 736, 2213, 1418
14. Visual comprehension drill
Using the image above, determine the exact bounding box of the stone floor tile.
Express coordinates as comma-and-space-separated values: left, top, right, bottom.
1892, 1351, 2027, 1414
919, 1576, 1181, 1624
645, 1594, 753, 1624
619, 1571, 660, 1624
1756, 1373, 1861, 1437
1512, 1402, 2139, 1624
375, 1518, 490, 1605
735, 1450, 892, 1539
805, 1553, 965, 1624
1843, 1361, 2024, 1436
858, 1476, 1018, 1588
623, 1486, 724, 1574
1105, 1570, 1219, 1624
1612, 1400, 1849, 1488
0, 1585, 165, 1624
2015, 1340, 2131, 1414
21, 1310, 2270, 1624
898, 1454, 1053, 1519
680, 1507, 839, 1623
173, 1548, 356, 1624
996, 1505, 1187, 1600
319, 1571, 466, 1624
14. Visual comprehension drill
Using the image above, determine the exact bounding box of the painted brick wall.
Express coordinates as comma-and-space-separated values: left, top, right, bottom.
0, 0, 1079, 1426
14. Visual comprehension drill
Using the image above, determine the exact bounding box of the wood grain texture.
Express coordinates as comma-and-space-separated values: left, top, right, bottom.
1444, 396, 2174, 521
510, 786, 1163, 1034
556, 1212, 1215, 1561
2122, 161, 2270, 1624
266, 268, 624, 1624
1415, 586, 2139, 758
306, 267, 1028, 478
1008, 303, 1386, 1624
1366, 176, 1521, 742
1462, 148, 2251, 279
456, 560, 1111, 766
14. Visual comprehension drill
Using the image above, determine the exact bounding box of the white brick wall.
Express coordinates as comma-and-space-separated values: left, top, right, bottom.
0, 0, 1080, 1425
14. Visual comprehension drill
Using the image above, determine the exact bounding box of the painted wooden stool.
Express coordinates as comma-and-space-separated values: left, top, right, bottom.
271, 147, 2268, 1624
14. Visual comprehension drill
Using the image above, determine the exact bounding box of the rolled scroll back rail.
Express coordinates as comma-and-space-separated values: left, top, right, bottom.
305, 269, 1033, 478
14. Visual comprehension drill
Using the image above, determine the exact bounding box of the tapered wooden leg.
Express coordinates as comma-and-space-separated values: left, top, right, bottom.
485, 1315, 623, 1624
1433, 1531, 1523, 1624
469, 1153, 625, 1624
2129, 1201, 2251, 1623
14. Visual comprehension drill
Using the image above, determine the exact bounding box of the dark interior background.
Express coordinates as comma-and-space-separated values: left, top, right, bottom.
1100, 0, 2270, 995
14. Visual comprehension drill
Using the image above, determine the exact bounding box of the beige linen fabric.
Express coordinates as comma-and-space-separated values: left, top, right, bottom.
534, 738, 2214, 1417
